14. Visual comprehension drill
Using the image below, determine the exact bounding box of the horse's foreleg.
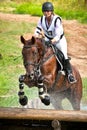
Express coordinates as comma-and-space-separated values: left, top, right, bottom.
37, 75, 50, 105
18, 75, 28, 106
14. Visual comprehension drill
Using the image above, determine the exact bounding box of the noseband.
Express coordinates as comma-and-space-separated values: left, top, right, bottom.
23, 44, 43, 81
23, 40, 55, 80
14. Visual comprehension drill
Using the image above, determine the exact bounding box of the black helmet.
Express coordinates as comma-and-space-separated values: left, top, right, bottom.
42, 2, 54, 12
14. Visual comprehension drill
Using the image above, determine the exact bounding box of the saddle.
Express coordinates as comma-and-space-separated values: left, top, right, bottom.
44, 40, 65, 71
53, 45, 65, 71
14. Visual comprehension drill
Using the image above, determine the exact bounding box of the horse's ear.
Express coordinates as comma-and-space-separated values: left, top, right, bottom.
20, 35, 25, 44
31, 36, 36, 44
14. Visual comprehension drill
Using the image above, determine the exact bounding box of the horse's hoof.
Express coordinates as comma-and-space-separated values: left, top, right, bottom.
19, 96, 28, 106
41, 95, 50, 105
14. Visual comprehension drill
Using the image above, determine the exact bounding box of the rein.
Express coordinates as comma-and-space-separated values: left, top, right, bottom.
39, 41, 56, 66
24, 45, 38, 48
40, 53, 55, 66
23, 41, 56, 68
23, 39, 57, 89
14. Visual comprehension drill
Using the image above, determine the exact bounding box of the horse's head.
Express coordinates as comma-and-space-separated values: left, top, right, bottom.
20, 36, 44, 80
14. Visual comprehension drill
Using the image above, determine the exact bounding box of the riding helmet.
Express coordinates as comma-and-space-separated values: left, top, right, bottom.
42, 2, 54, 12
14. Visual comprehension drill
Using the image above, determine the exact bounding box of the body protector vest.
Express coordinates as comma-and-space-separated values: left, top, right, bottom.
41, 15, 62, 41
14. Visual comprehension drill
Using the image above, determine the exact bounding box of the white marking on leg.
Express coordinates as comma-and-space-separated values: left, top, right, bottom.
39, 93, 50, 100
39, 87, 44, 93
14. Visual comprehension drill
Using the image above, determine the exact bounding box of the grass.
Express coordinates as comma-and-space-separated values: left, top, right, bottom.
82, 78, 87, 103
0, 0, 87, 23
0, 19, 37, 107
0, 0, 87, 108
15, 1, 87, 23
0, 18, 87, 108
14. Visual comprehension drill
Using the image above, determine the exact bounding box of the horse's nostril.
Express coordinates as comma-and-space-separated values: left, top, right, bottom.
30, 73, 34, 78
28, 72, 34, 79
31, 73, 34, 76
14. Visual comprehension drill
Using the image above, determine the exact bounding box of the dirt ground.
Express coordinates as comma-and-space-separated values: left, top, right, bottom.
0, 12, 87, 78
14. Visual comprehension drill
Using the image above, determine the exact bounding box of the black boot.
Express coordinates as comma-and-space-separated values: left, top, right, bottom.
64, 59, 77, 84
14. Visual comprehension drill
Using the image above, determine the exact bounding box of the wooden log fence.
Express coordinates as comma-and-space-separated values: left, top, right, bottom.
0, 107, 87, 122
0, 107, 87, 130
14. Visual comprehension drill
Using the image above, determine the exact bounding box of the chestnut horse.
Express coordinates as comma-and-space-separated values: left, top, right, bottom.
18, 36, 82, 110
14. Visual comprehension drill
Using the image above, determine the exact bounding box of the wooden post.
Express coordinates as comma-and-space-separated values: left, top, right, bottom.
52, 120, 61, 130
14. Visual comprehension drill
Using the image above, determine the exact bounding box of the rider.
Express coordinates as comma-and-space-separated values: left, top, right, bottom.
34, 2, 76, 84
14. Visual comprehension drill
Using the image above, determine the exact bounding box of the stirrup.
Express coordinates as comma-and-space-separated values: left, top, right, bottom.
68, 73, 77, 84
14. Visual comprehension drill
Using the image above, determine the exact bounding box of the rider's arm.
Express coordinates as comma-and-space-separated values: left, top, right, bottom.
34, 19, 43, 37
51, 18, 64, 44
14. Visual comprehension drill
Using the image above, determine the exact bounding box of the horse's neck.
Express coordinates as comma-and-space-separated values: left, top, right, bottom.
44, 47, 54, 58
36, 38, 54, 61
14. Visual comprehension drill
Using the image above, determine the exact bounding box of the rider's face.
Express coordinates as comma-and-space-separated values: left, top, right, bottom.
43, 11, 52, 18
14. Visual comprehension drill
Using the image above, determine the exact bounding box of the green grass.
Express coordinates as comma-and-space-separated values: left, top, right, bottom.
14, 3, 42, 16
82, 78, 87, 103
0, 0, 87, 108
0, 18, 87, 108
14, 1, 87, 23
0, 19, 37, 107
0, 0, 87, 23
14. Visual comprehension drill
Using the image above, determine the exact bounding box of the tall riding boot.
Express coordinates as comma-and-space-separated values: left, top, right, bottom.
64, 59, 77, 84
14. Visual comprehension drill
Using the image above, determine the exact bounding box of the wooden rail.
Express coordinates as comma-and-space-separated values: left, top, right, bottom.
0, 107, 87, 122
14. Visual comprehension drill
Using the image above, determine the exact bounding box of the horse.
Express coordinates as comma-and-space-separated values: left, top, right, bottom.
18, 35, 82, 110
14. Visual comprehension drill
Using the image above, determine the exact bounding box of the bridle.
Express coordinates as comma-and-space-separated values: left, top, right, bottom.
22, 40, 55, 80
23, 44, 42, 80
23, 45, 39, 67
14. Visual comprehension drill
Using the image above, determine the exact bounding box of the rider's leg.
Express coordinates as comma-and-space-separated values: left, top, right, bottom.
64, 59, 77, 83
56, 37, 76, 84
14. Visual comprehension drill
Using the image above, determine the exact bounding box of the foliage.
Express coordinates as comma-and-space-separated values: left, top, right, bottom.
82, 78, 87, 103
0, 19, 87, 108
0, 19, 37, 107
0, 0, 87, 107
14, 2, 42, 16
0, 0, 87, 23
